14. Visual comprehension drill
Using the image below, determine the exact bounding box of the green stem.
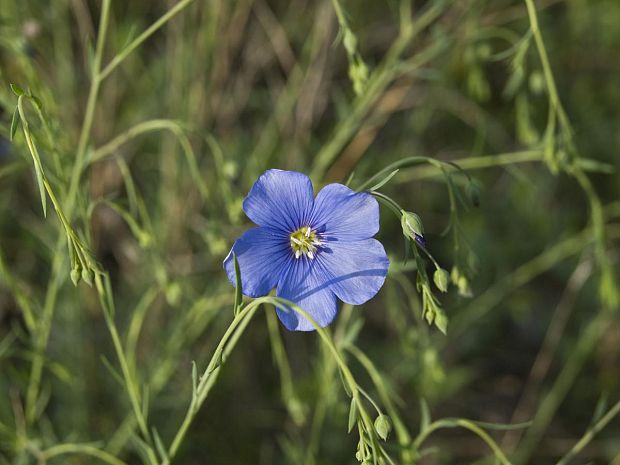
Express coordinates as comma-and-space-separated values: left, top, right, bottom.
347, 345, 413, 464
310, 1, 448, 181
99, 0, 197, 81
24, 0, 111, 425
514, 314, 607, 464
413, 418, 513, 465
165, 302, 261, 462
555, 400, 620, 465
41, 443, 130, 465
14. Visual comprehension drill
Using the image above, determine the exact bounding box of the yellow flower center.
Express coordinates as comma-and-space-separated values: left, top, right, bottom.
290, 226, 321, 259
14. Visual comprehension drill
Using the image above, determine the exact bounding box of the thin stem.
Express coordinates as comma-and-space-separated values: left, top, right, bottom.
24, 0, 111, 423
99, 0, 197, 81
413, 418, 513, 465
555, 400, 620, 465
41, 443, 130, 465
310, 1, 448, 181
66, 0, 111, 215
166, 302, 261, 462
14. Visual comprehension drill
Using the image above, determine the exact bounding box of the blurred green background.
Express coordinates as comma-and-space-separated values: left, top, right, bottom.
0, 0, 619, 464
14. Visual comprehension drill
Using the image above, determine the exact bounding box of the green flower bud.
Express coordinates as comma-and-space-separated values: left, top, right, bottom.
343, 30, 358, 55
165, 282, 182, 306
70, 267, 81, 286
374, 414, 392, 441
401, 211, 424, 241
433, 268, 449, 293
81, 267, 94, 286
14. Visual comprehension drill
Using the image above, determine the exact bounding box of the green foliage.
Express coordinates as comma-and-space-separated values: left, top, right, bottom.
0, 0, 619, 464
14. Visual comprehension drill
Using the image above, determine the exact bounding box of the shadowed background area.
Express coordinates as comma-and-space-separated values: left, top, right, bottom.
0, 0, 619, 464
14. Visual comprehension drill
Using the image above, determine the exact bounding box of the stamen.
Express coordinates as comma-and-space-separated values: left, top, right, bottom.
290, 226, 321, 259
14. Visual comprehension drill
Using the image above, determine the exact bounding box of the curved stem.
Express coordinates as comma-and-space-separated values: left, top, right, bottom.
42, 443, 129, 465
25, 0, 111, 424
555, 400, 620, 465
99, 0, 197, 80
413, 418, 513, 465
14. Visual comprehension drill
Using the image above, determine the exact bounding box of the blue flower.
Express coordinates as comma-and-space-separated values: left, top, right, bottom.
223, 169, 389, 331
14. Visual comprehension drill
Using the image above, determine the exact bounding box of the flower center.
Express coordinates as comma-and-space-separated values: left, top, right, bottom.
290, 226, 321, 259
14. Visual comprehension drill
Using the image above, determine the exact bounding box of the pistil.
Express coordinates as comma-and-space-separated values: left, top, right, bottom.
290, 226, 321, 259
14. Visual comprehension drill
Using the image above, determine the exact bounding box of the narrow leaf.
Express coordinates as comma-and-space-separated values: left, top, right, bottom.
368, 169, 399, 191
191, 360, 198, 403
152, 428, 169, 462
100, 356, 124, 387
348, 398, 358, 433
10, 83, 24, 96
420, 398, 431, 431
10, 107, 19, 140
338, 368, 352, 398
34, 163, 47, 217
233, 252, 242, 315
31, 95, 43, 110
208, 347, 223, 374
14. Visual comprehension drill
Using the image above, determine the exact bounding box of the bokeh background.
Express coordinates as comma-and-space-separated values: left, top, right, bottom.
1, 0, 619, 464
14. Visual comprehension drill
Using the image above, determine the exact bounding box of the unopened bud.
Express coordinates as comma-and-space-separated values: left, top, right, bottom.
433, 268, 449, 293
401, 211, 424, 243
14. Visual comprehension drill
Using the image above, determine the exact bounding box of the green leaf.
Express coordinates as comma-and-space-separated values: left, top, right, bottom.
348, 398, 358, 433
233, 252, 242, 315
208, 347, 223, 375
368, 169, 399, 191
31, 95, 43, 110
338, 368, 352, 398
32, 160, 47, 218
419, 398, 431, 431
10, 83, 25, 96
10, 107, 19, 141
191, 360, 198, 403
374, 414, 392, 441
152, 428, 169, 462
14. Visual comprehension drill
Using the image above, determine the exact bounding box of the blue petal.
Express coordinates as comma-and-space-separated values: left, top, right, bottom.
310, 184, 379, 241
276, 258, 337, 331
223, 227, 291, 297
318, 239, 389, 305
243, 169, 314, 232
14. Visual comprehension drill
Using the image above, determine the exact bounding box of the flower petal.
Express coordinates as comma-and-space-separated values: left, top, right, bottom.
276, 258, 337, 331
243, 169, 314, 232
318, 238, 389, 305
223, 227, 291, 297
310, 184, 379, 241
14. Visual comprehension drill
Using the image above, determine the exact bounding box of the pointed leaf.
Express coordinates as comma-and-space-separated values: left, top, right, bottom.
420, 398, 431, 431
10, 107, 19, 141
348, 398, 358, 433
152, 428, 169, 462
10, 83, 24, 96
368, 169, 399, 191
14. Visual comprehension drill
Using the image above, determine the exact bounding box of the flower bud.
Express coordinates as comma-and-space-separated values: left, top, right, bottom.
374, 414, 392, 441
433, 268, 449, 293
81, 267, 94, 286
70, 267, 81, 286
401, 211, 424, 242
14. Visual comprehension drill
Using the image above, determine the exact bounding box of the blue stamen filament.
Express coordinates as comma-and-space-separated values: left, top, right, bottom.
290, 226, 322, 259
